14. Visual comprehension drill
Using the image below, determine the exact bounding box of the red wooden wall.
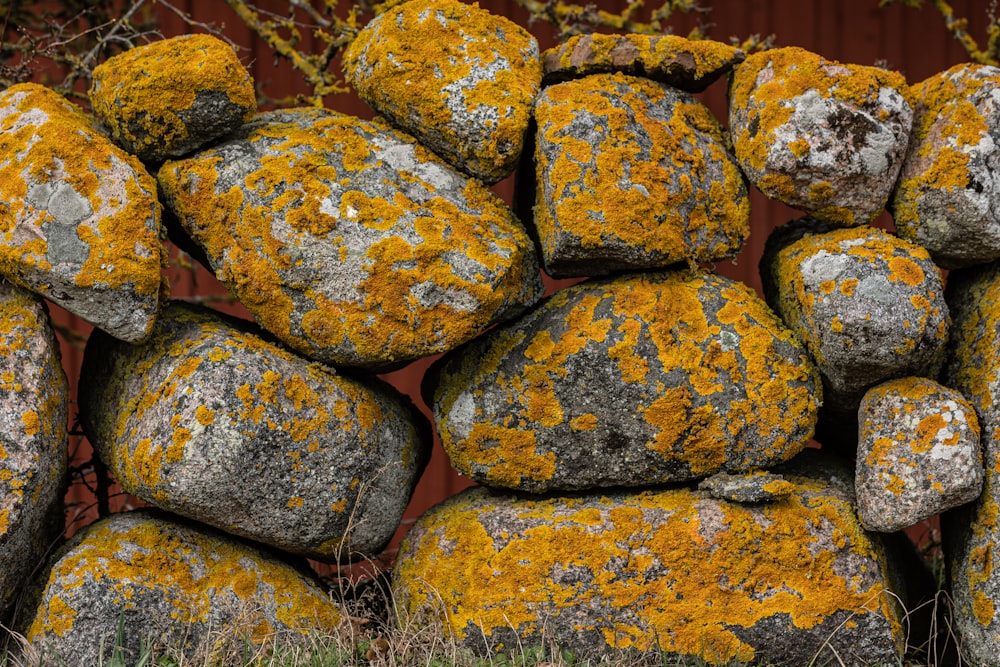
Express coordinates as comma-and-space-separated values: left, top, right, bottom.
48, 0, 993, 558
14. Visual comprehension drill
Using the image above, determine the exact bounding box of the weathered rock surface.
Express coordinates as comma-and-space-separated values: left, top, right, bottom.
158, 108, 543, 371
0, 83, 163, 342
729, 46, 912, 226
697, 470, 796, 503
891, 63, 1000, 269
530, 72, 750, 277
540, 33, 745, 91
24, 510, 344, 665
0, 282, 67, 623
941, 260, 1000, 662
342, 0, 541, 184
79, 302, 430, 562
89, 34, 257, 163
856, 376, 982, 533
394, 453, 905, 666
427, 270, 820, 492
761, 219, 949, 416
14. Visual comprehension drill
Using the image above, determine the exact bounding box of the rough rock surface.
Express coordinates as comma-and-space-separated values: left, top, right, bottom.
0, 83, 163, 342
761, 219, 949, 416
79, 302, 430, 562
0, 282, 67, 623
856, 377, 982, 533
540, 33, 745, 91
697, 470, 796, 503
393, 453, 905, 666
158, 108, 543, 371
940, 260, 1000, 662
891, 63, 1000, 269
427, 270, 820, 492
89, 34, 257, 163
24, 510, 343, 665
729, 46, 912, 226
530, 72, 750, 277
342, 0, 541, 184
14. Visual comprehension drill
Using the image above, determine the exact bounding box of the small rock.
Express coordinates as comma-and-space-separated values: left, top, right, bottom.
79, 302, 430, 562
394, 454, 905, 665
891, 63, 1000, 268
427, 270, 820, 492
697, 470, 796, 503
342, 0, 541, 184
0, 282, 67, 624
760, 219, 949, 415
0, 83, 163, 343
530, 72, 750, 278
89, 34, 257, 163
856, 377, 982, 532
729, 46, 912, 225
158, 108, 543, 370
23, 510, 344, 665
541, 33, 745, 91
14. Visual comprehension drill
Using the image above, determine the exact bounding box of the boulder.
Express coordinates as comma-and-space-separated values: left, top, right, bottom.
23, 510, 344, 665
530, 72, 750, 278
89, 34, 257, 163
342, 0, 541, 184
394, 453, 906, 665
729, 46, 912, 226
158, 108, 543, 371
891, 63, 1000, 268
856, 376, 983, 533
760, 219, 949, 416
79, 301, 430, 562
0, 282, 67, 623
0, 83, 163, 343
541, 33, 745, 90
427, 270, 820, 492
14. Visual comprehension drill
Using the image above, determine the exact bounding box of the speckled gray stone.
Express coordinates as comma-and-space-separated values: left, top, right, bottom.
79, 301, 430, 562
697, 471, 796, 503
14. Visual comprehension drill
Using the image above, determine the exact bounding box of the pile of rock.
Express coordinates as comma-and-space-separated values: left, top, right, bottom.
0, 0, 997, 663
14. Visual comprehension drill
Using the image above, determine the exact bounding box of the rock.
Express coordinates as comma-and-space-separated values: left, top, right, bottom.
760, 218, 949, 415
427, 270, 820, 492
89, 34, 257, 163
941, 260, 1000, 662
23, 510, 344, 665
697, 470, 796, 503
856, 377, 983, 533
158, 108, 543, 371
0, 83, 163, 343
541, 33, 745, 91
342, 0, 541, 184
530, 72, 750, 278
393, 453, 905, 665
79, 301, 430, 562
0, 282, 67, 623
729, 46, 912, 226
891, 63, 1000, 269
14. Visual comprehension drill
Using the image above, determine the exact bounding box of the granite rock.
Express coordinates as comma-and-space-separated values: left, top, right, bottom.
697, 470, 796, 503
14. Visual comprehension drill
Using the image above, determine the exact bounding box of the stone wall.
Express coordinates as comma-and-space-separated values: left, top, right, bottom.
0, 4, 998, 665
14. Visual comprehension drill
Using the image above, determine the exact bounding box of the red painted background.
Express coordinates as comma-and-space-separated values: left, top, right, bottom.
44, 0, 992, 564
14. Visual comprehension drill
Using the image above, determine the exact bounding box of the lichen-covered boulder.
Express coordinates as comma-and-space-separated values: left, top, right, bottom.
158, 108, 543, 371
24, 510, 344, 665
427, 271, 820, 492
856, 377, 982, 533
0, 282, 67, 623
530, 72, 750, 278
761, 219, 949, 416
891, 63, 1000, 268
342, 0, 541, 184
0, 83, 163, 342
941, 260, 1000, 662
729, 47, 912, 226
541, 33, 745, 91
394, 454, 905, 665
89, 34, 257, 163
79, 302, 429, 561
